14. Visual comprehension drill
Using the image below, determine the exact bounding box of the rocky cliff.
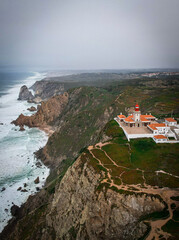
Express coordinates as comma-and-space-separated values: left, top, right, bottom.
30, 80, 65, 102
3, 76, 179, 240
0, 153, 166, 240
44, 156, 165, 240
12, 92, 69, 129
18, 85, 34, 101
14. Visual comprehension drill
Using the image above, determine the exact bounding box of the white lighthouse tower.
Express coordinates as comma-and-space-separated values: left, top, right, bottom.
133, 104, 141, 121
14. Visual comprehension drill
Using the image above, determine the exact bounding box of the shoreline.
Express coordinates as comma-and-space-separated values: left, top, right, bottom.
0, 72, 50, 233
39, 125, 55, 137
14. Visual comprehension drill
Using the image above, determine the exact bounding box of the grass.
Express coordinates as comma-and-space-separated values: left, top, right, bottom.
18, 204, 48, 240
171, 196, 179, 201
83, 137, 179, 189
130, 139, 179, 176
91, 149, 112, 164
172, 208, 179, 221
102, 144, 131, 168
122, 169, 144, 185
100, 120, 128, 144
161, 220, 179, 239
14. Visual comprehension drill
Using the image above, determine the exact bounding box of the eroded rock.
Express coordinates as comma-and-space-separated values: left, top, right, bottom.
18, 85, 34, 101
34, 177, 40, 184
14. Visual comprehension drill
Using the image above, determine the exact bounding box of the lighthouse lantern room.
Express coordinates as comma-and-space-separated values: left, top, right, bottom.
134, 104, 141, 121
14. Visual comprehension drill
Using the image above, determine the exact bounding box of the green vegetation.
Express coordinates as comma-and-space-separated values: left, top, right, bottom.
173, 208, 179, 221
139, 207, 169, 221
102, 144, 131, 167
45, 74, 179, 176
91, 149, 112, 164
101, 120, 127, 144
162, 220, 179, 239
122, 169, 144, 185
18, 204, 48, 240
81, 121, 179, 190
68, 226, 77, 239
171, 196, 179, 201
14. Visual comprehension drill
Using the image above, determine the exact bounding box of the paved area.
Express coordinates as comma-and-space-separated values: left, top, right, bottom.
120, 122, 152, 135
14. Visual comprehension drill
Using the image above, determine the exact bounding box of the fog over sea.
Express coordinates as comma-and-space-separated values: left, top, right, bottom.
0, 71, 50, 232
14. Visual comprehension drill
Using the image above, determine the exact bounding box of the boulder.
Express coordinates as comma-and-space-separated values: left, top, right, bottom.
11, 205, 20, 217
19, 125, 25, 131
27, 106, 37, 112
34, 177, 40, 184
21, 189, 28, 192
1, 187, 6, 192
18, 85, 34, 101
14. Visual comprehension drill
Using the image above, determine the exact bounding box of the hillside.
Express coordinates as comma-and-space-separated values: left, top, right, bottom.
42, 76, 179, 167
2, 120, 179, 240
2, 74, 179, 240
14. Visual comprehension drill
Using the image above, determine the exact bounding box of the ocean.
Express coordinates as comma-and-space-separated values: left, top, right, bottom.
0, 71, 50, 232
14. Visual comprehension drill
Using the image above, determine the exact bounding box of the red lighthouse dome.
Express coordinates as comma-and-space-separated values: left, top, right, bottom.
135, 104, 140, 111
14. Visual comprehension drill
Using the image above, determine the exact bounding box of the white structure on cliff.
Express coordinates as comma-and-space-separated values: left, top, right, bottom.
115, 104, 179, 143
117, 104, 156, 127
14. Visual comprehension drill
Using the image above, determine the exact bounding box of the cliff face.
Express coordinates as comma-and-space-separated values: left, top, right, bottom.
1, 154, 165, 240
5, 77, 179, 240
43, 87, 122, 167
12, 92, 69, 128
30, 80, 65, 102
44, 155, 164, 240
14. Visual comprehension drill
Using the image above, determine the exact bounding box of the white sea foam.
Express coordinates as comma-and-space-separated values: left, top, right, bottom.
0, 72, 50, 232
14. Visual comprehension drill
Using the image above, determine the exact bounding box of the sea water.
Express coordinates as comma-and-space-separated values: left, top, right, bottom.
0, 71, 50, 232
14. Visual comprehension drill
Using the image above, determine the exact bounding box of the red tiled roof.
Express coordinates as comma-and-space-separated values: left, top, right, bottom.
153, 135, 167, 139
148, 125, 157, 130
148, 123, 167, 131
154, 123, 166, 127
140, 116, 150, 122
165, 118, 177, 122
144, 115, 156, 119
124, 115, 135, 123
118, 115, 126, 119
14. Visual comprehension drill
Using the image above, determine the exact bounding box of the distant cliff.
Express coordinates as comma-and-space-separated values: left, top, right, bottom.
18, 80, 65, 103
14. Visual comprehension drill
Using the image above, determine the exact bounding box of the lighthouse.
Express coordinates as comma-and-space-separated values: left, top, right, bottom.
134, 104, 141, 121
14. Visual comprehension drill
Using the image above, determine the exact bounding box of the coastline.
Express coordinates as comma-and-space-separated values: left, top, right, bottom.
39, 125, 55, 137
0, 72, 50, 233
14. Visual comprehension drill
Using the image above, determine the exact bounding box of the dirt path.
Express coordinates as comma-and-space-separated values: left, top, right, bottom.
87, 145, 179, 240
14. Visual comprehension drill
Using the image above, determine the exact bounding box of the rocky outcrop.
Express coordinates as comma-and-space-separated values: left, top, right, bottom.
30, 80, 65, 102
18, 85, 34, 101
34, 177, 40, 184
12, 93, 69, 128
27, 106, 37, 112
11, 205, 20, 217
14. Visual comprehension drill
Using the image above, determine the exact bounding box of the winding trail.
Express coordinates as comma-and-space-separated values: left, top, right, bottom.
87, 143, 179, 240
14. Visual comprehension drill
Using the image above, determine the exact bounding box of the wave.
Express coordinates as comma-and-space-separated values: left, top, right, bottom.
0, 71, 49, 232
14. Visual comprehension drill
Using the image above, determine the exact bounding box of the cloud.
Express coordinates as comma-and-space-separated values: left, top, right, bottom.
0, 0, 179, 69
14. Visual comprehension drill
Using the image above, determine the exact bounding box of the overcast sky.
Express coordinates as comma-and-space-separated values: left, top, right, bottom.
0, 0, 179, 70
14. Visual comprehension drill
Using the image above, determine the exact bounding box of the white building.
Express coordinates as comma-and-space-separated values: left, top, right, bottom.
147, 123, 170, 135
165, 118, 177, 126
153, 135, 168, 143
117, 104, 156, 127
116, 104, 179, 143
